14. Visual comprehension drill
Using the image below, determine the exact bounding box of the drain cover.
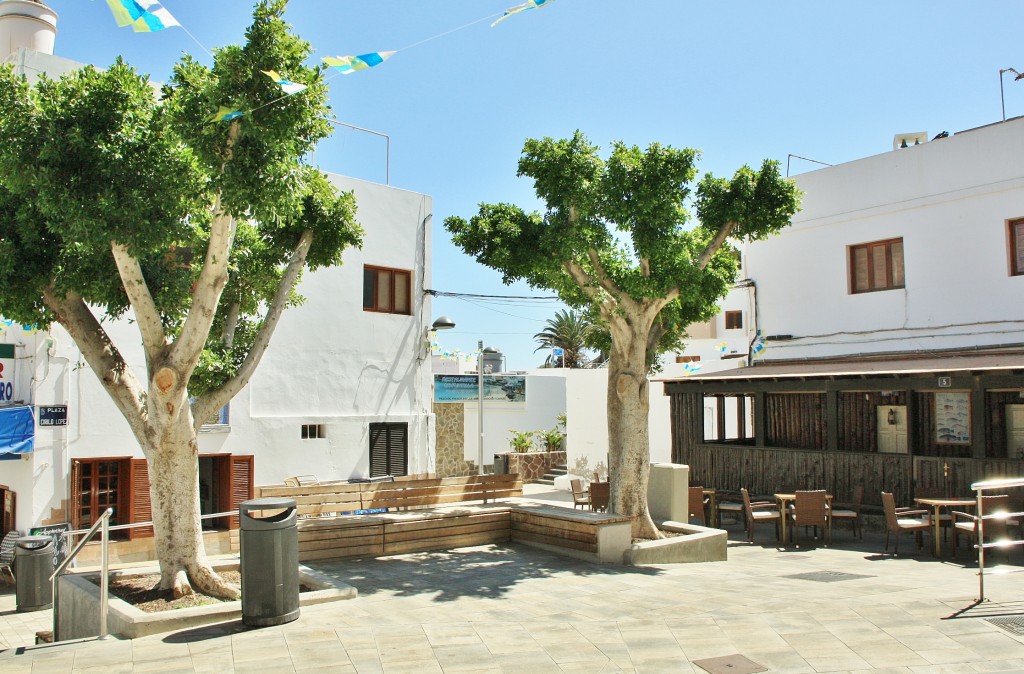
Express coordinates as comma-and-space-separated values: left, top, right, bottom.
783, 570, 874, 583
693, 654, 767, 674
987, 617, 1024, 636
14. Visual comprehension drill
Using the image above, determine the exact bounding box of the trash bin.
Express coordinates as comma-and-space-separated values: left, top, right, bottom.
239, 497, 299, 627
493, 454, 507, 475
15, 536, 54, 612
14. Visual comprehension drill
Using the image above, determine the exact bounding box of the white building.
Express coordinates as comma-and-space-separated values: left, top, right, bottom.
0, 4, 436, 539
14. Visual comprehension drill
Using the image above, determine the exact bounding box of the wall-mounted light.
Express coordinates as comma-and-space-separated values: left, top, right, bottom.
425, 316, 456, 357
887, 408, 898, 425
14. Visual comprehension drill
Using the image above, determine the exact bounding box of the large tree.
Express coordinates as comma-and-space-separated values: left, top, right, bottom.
445, 132, 799, 538
0, 0, 362, 597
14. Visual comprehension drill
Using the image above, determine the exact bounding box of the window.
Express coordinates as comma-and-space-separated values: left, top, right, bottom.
675, 355, 700, 364
301, 424, 326, 439
724, 311, 743, 330
72, 458, 130, 539
369, 422, 408, 477
363, 265, 411, 315
849, 238, 904, 293
1010, 218, 1024, 276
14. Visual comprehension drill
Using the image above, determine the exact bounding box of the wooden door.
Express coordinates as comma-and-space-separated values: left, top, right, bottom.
1007, 404, 1024, 459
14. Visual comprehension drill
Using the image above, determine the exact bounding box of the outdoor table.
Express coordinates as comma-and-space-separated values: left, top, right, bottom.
913, 497, 976, 558
703, 488, 719, 527
775, 492, 832, 545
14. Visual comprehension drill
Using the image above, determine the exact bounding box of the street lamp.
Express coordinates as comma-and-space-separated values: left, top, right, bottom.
1000, 67, 1022, 121
477, 340, 485, 475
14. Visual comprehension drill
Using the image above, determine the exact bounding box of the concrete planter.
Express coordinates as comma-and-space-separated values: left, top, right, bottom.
56, 559, 355, 641
623, 521, 728, 565
505, 450, 566, 483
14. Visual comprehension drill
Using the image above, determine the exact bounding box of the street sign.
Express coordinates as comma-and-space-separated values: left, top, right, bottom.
552, 347, 564, 357
38, 405, 68, 427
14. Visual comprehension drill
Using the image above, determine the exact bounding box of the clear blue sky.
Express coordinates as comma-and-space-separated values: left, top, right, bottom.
43, 0, 1024, 370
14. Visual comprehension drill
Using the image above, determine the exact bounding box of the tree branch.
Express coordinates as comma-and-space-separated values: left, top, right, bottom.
42, 286, 148, 439
193, 230, 313, 426
221, 301, 240, 348
563, 260, 600, 302
640, 257, 651, 277
696, 220, 737, 270
111, 242, 166, 366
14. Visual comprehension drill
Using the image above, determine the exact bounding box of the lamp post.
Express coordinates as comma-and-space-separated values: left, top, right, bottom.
477, 340, 485, 475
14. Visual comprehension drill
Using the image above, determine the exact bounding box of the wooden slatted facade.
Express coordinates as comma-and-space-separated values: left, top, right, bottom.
665, 355, 1024, 507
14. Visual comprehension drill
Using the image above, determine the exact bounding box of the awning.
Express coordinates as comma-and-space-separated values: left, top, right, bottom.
0, 405, 34, 456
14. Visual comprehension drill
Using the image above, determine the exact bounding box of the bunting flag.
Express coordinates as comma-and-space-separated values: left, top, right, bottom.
323, 52, 396, 75
492, 0, 555, 26
105, 0, 180, 33
206, 106, 244, 123
430, 333, 481, 362
751, 330, 766, 358
716, 342, 727, 355
262, 70, 308, 95
682, 362, 702, 376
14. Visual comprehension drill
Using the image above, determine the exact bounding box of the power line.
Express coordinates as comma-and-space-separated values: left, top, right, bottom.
426, 289, 561, 301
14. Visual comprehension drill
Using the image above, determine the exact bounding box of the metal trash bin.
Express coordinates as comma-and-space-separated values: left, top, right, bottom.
239, 497, 299, 627
493, 454, 508, 475
15, 536, 54, 612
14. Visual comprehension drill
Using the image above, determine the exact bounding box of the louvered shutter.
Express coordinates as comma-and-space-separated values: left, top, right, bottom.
70, 459, 82, 530
128, 459, 153, 539
369, 424, 389, 477
227, 455, 253, 529
388, 424, 408, 477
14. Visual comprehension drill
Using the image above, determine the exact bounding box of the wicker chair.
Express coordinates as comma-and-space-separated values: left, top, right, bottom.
952, 495, 1010, 559
790, 490, 831, 546
689, 486, 709, 525
830, 484, 864, 539
741, 488, 780, 543
570, 479, 591, 510
589, 481, 609, 513
0, 530, 20, 583
881, 491, 930, 556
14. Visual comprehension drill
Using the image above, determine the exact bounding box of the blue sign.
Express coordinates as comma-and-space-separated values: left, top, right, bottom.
552, 347, 564, 357
433, 374, 526, 403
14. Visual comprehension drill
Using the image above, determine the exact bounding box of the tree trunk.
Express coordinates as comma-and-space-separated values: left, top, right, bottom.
144, 404, 238, 599
607, 325, 662, 540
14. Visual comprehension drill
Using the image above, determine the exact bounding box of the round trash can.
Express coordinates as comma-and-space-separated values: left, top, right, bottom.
239, 497, 299, 627
15, 535, 54, 612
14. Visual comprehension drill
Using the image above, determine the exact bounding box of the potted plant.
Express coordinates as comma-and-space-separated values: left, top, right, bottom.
538, 427, 563, 452
508, 430, 534, 453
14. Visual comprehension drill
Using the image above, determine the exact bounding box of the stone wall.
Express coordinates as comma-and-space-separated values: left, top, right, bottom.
506, 450, 567, 483
433, 402, 475, 477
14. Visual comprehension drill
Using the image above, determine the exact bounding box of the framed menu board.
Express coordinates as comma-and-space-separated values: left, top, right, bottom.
934, 391, 970, 445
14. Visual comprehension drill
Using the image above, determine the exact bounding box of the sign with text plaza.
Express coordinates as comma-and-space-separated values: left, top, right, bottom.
433, 374, 526, 404
38, 405, 68, 426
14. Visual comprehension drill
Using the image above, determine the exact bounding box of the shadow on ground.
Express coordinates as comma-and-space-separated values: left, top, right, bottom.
307, 543, 662, 603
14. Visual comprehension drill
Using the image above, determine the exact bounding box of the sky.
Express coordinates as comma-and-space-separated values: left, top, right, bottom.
38, 0, 1024, 371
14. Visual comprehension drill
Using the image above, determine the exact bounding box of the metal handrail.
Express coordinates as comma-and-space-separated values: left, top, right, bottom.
50, 506, 113, 641
970, 477, 1024, 603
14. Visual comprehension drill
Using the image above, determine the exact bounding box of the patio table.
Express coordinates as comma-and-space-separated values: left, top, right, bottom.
914, 497, 976, 557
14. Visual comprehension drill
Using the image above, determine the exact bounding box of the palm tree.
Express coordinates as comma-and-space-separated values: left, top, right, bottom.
534, 309, 594, 368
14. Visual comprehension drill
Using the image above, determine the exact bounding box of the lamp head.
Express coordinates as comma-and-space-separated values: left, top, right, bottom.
431, 316, 456, 331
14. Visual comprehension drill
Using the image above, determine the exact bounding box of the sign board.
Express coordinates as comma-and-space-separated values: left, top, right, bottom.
38, 405, 68, 427
934, 391, 970, 445
433, 374, 526, 404
28, 522, 71, 569
552, 347, 564, 357
0, 343, 14, 403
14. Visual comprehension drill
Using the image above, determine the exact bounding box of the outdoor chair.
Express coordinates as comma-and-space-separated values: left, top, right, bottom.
589, 481, 609, 513
881, 491, 930, 556
741, 488, 780, 543
689, 486, 709, 525
570, 479, 591, 510
952, 494, 1010, 560
0, 530, 20, 583
830, 484, 864, 540
790, 490, 831, 546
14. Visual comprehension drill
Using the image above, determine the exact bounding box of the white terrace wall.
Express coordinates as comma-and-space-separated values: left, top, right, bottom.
747, 117, 1024, 362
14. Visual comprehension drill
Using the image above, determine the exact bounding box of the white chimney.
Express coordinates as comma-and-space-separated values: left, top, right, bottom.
0, 0, 58, 60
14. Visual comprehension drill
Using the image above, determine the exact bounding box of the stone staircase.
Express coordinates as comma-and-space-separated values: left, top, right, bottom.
535, 464, 568, 486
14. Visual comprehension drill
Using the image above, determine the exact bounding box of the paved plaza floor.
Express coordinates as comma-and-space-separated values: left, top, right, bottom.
2, 486, 1024, 673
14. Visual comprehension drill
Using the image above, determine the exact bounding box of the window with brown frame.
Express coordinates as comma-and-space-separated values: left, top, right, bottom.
72, 458, 131, 540
724, 310, 743, 330
363, 265, 411, 315
849, 238, 905, 293
1010, 218, 1024, 276
675, 355, 701, 364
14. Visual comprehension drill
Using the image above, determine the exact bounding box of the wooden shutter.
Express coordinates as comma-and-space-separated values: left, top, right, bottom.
369, 424, 389, 477
369, 423, 408, 477
225, 455, 253, 529
70, 459, 82, 531
128, 459, 153, 539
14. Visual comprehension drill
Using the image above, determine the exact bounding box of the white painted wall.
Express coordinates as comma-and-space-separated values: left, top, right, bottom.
747, 117, 1024, 362
2, 175, 435, 532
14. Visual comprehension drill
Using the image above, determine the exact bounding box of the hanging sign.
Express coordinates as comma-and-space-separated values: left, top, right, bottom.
0, 344, 14, 403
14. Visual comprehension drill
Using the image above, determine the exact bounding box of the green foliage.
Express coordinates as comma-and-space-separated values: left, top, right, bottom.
508, 429, 534, 453
445, 131, 801, 365
536, 427, 564, 452
533, 309, 594, 368
0, 0, 362, 393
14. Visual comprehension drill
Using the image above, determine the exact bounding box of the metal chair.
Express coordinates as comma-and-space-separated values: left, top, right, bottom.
0, 530, 21, 582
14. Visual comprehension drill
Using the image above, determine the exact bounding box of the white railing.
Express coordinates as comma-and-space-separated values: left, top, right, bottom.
969, 477, 1024, 603
51, 507, 113, 640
